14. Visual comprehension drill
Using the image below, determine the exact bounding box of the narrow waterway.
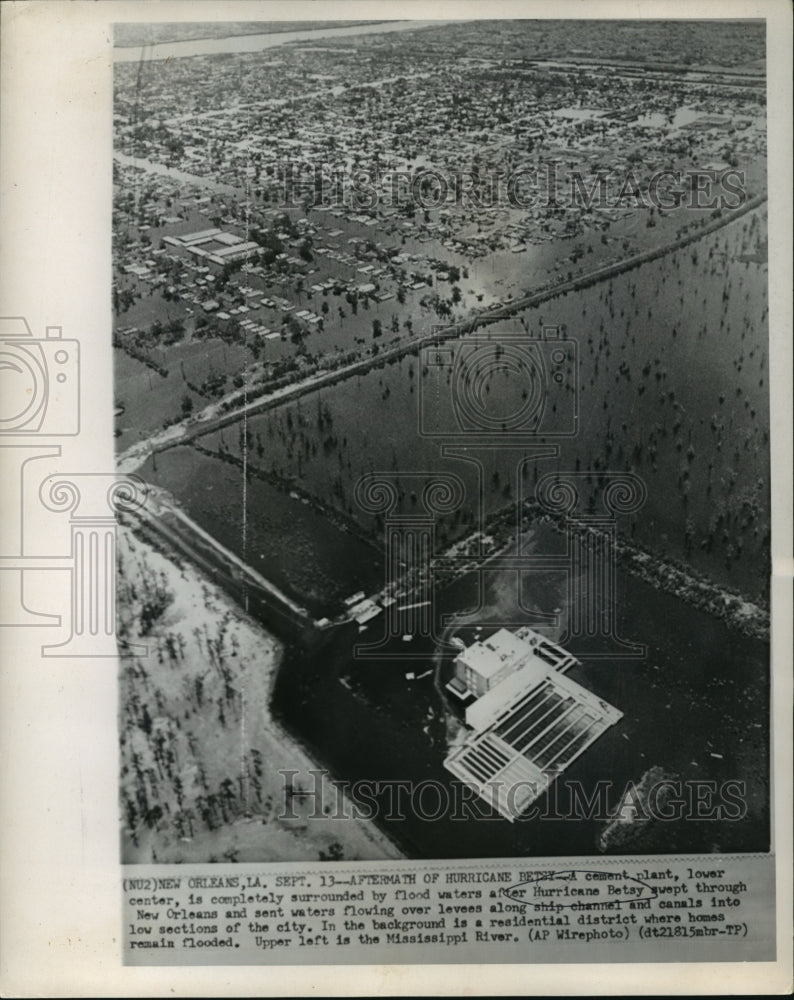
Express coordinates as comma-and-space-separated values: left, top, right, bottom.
114, 20, 455, 63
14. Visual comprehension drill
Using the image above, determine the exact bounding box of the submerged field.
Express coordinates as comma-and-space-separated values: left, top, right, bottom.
146, 208, 770, 608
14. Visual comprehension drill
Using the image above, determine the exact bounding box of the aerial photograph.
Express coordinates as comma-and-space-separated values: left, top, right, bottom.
113, 18, 770, 864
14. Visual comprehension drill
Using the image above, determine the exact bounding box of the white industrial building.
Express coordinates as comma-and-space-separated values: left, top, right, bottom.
444, 627, 622, 822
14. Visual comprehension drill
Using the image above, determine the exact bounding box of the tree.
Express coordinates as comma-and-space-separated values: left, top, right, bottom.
319, 841, 345, 861
138, 704, 153, 735
372, 319, 383, 338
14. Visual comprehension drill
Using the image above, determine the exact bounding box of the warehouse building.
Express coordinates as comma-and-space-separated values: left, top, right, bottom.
444, 628, 622, 821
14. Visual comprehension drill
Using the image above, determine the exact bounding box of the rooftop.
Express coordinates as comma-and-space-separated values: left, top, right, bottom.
456, 627, 535, 680
445, 629, 622, 822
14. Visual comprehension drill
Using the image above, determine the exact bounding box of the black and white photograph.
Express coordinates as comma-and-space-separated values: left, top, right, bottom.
114, 16, 771, 865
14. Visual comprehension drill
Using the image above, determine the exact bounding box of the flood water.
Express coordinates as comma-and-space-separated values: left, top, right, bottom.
271, 521, 769, 858
139, 195, 770, 859
194, 210, 771, 604
140, 445, 382, 615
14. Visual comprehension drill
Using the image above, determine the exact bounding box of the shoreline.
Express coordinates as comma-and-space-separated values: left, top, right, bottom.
118, 518, 403, 864
113, 22, 390, 50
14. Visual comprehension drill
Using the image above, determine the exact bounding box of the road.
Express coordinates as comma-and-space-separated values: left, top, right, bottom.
133, 485, 317, 641
114, 151, 241, 195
